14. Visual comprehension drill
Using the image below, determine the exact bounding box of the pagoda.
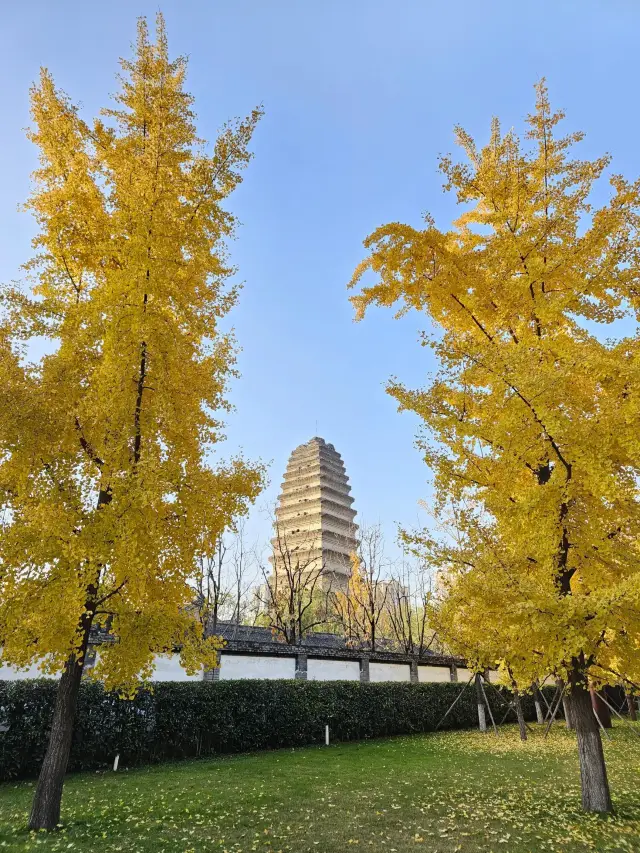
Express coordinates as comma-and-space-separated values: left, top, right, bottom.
271, 437, 358, 589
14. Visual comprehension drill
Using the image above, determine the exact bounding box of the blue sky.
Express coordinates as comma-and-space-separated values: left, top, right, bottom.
1, 1, 638, 554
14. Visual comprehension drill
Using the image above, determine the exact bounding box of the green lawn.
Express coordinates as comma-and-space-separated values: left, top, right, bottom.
1, 723, 640, 852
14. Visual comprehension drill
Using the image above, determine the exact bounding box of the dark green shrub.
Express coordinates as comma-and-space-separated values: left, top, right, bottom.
0, 678, 555, 782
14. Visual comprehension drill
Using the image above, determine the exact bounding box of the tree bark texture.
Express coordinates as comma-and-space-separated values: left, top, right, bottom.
562, 694, 575, 730
28, 483, 107, 831
557, 678, 574, 730
514, 691, 527, 741
475, 673, 487, 732
626, 693, 637, 722
28, 653, 85, 830
570, 674, 613, 813
533, 684, 545, 725
590, 689, 612, 728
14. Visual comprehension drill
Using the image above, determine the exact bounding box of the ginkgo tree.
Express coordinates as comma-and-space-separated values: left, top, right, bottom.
0, 16, 264, 830
350, 82, 640, 813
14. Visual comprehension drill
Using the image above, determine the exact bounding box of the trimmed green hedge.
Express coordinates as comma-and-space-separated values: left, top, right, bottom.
0, 679, 552, 782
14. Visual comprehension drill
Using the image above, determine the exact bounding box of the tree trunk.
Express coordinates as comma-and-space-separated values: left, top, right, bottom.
557, 678, 574, 730
562, 693, 575, 730
626, 693, 637, 722
533, 684, 545, 724
570, 673, 613, 813
29, 485, 109, 830
28, 653, 85, 830
475, 673, 487, 732
590, 689, 612, 728
514, 691, 527, 741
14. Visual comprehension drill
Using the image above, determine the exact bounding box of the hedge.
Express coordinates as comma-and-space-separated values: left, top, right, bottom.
0, 679, 554, 782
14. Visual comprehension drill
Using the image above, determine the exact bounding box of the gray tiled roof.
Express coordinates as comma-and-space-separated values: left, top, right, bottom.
212, 621, 435, 654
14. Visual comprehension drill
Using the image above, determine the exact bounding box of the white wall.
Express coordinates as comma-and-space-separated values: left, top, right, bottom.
219, 654, 296, 680
488, 670, 502, 684
0, 662, 56, 680
307, 658, 360, 681
418, 665, 452, 683
0, 655, 201, 682
151, 654, 202, 682
456, 667, 474, 683
369, 662, 411, 682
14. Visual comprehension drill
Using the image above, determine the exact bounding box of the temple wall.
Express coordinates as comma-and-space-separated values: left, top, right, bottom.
456, 667, 474, 683
0, 641, 468, 686
418, 665, 453, 683
219, 654, 296, 680
150, 654, 202, 682
0, 663, 55, 680
307, 658, 360, 681
369, 662, 411, 682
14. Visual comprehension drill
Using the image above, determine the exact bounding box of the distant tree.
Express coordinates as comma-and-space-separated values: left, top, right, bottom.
256, 516, 333, 644
196, 538, 230, 637
332, 523, 391, 651
385, 553, 437, 657
196, 518, 258, 635
228, 517, 260, 628
350, 81, 640, 813
0, 16, 263, 830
